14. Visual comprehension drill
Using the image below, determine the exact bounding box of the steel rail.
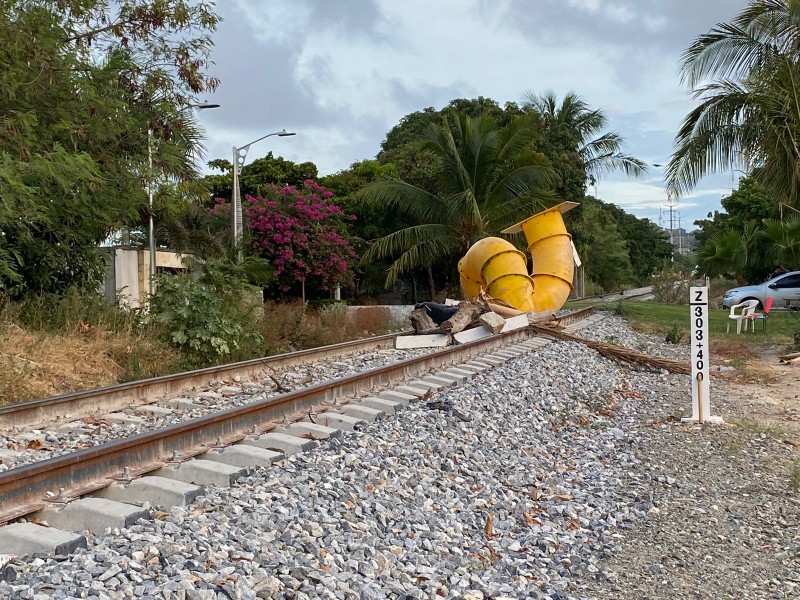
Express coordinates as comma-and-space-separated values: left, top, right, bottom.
0, 324, 559, 524
0, 307, 596, 524
0, 331, 405, 431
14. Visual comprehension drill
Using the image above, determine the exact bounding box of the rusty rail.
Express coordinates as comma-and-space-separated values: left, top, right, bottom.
0, 325, 544, 524
0, 332, 404, 431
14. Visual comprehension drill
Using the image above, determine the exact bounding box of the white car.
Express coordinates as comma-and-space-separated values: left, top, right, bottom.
721, 271, 800, 309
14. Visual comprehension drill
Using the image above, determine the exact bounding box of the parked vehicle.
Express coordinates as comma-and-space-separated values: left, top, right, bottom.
721, 271, 800, 309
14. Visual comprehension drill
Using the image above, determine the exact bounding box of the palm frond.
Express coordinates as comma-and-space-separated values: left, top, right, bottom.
483, 191, 558, 230
356, 179, 446, 223
681, 0, 800, 87
383, 236, 463, 287
487, 164, 558, 208
361, 223, 454, 263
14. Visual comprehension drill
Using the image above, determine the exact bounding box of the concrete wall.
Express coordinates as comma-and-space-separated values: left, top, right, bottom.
345, 305, 414, 329
102, 247, 193, 307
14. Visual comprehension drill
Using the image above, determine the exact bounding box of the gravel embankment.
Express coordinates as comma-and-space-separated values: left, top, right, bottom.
2, 315, 799, 599
0, 347, 437, 472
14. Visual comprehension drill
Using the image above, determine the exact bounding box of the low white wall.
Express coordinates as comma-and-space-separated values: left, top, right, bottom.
345, 305, 414, 329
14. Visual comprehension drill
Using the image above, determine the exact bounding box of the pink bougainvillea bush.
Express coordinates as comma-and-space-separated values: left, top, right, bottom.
242, 180, 357, 294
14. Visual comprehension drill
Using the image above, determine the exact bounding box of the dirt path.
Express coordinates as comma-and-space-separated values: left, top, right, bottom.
716, 347, 800, 440
580, 343, 800, 599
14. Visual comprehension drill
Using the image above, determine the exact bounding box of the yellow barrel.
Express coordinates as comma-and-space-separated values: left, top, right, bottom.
481, 249, 528, 286
528, 234, 574, 282
457, 203, 576, 313
459, 237, 517, 284
530, 274, 572, 312
521, 208, 569, 244
487, 274, 536, 312
460, 274, 482, 300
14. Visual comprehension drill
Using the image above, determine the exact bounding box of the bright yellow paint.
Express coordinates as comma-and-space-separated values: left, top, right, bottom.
458, 203, 576, 312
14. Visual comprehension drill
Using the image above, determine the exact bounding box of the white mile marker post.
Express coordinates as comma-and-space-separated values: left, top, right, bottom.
683, 286, 723, 424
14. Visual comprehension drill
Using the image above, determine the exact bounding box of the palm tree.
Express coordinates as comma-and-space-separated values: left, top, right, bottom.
761, 216, 800, 267
680, 0, 800, 88
357, 112, 557, 287
696, 222, 763, 279
667, 0, 800, 204
524, 91, 647, 187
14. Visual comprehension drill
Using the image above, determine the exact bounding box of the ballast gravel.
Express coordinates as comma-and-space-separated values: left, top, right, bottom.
2, 314, 799, 599
0, 347, 437, 472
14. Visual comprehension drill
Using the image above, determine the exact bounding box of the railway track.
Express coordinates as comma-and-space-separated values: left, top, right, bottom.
0, 331, 413, 433
0, 307, 601, 556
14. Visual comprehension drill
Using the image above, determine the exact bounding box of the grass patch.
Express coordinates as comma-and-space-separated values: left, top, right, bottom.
727, 416, 788, 438
790, 458, 800, 492
0, 304, 178, 405
0, 292, 394, 406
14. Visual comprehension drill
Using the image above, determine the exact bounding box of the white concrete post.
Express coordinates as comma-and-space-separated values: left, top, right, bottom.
684, 286, 723, 424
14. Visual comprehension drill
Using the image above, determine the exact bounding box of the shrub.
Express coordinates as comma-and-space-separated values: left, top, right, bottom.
146, 275, 261, 367
651, 269, 691, 304
212, 180, 358, 297
9, 287, 139, 333
665, 325, 684, 344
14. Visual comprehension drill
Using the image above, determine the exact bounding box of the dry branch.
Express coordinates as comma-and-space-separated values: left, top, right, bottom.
441, 302, 485, 334
409, 308, 440, 334
530, 325, 691, 374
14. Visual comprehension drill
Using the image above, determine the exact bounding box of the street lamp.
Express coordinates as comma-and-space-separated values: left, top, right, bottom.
231, 129, 296, 260
148, 102, 220, 289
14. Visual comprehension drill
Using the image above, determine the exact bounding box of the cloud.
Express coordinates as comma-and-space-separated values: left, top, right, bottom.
193, 0, 752, 227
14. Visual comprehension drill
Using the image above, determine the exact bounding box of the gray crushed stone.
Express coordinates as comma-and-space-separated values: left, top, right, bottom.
1, 316, 798, 600
0, 347, 437, 472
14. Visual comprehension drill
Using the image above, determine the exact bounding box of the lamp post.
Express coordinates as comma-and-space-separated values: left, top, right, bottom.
147, 102, 220, 291
232, 130, 296, 261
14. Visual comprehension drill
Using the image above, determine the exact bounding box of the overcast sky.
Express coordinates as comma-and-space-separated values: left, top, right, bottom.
197, 0, 749, 230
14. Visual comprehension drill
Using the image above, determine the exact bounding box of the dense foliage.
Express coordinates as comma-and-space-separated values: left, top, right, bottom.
213, 180, 358, 296
0, 0, 219, 296
572, 197, 672, 290
359, 112, 557, 288
363, 95, 648, 294
203, 153, 319, 201
319, 160, 407, 300
668, 0, 800, 206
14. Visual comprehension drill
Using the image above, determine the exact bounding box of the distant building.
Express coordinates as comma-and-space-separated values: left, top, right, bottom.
664, 227, 696, 256
102, 246, 194, 308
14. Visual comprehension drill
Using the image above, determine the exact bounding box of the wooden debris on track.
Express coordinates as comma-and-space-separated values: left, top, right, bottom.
409, 307, 439, 334
479, 312, 506, 334
530, 324, 692, 375
441, 302, 485, 334
778, 351, 800, 364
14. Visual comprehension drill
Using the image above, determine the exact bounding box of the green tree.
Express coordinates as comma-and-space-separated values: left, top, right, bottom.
524, 91, 647, 201
203, 154, 319, 202
696, 223, 763, 280
359, 112, 556, 287
693, 175, 777, 281
599, 201, 673, 284
694, 175, 777, 246
321, 160, 401, 241
0, 0, 219, 295
761, 217, 800, 269
320, 160, 405, 300
668, 0, 800, 205
571, 197, 634, 291
378, 98, 528, 193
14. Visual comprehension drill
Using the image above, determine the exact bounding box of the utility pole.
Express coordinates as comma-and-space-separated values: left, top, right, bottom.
665, 197, 679, 246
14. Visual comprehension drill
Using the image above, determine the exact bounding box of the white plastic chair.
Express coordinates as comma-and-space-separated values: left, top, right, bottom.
727, 299, 759, 334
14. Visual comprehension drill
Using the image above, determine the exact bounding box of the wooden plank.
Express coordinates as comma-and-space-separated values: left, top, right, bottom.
479, 312, 506, 334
